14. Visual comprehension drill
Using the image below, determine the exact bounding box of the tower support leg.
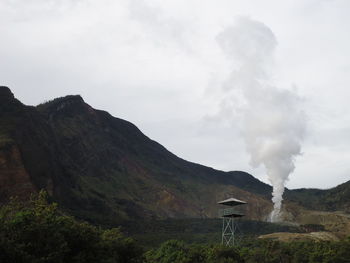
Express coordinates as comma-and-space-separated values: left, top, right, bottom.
221, 217, 235, 246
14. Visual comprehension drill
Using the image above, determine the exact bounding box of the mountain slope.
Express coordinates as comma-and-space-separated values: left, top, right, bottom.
0, 87, 79, 205
286, 180, 350, 213
0, 86, 273, 224
1, 86, 348, 226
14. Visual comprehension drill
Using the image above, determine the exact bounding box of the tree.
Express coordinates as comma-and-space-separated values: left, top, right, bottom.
0, 190, 143, 263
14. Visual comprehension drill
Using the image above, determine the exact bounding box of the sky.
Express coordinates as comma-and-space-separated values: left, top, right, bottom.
1, 0, 349, 189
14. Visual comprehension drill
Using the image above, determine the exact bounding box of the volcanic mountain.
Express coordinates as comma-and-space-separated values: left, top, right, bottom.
0, 86, 348, 226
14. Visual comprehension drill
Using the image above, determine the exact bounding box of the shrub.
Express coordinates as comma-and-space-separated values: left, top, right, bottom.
0, 190, 143, 263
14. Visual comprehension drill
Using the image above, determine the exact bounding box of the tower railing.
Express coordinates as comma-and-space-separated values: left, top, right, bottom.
219, 208, 244, 217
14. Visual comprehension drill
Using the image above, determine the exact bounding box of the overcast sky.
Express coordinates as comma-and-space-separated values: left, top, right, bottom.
1, 0, 350, 189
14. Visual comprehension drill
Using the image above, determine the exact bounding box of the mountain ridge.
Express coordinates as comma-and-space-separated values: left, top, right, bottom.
0, 86, 348, 226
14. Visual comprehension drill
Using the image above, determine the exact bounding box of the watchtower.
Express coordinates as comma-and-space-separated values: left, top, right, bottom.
218, 197, 246, 246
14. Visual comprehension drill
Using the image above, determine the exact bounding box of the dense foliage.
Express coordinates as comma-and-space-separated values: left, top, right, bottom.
0, 191, 143, 263
1, 191, 349, 263
145, 238, 350, 263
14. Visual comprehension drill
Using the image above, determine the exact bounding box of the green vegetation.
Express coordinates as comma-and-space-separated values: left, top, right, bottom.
0, 191, 143, 263
145, 238, 350, 263
1, 192, 349, 263
124, 218, 302, 249
286, 180, 350, 213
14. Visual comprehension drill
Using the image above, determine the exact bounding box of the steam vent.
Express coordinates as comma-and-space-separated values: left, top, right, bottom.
218, 197, 246, 246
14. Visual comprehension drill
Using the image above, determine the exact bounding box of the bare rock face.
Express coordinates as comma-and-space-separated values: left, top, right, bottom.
259, 208, 350, 241
0, 86, 33, 200
0, 86, 56, 202
0, 144, 37, 201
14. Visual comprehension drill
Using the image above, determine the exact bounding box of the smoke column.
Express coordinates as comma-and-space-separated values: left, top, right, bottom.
216, 17, 306, 222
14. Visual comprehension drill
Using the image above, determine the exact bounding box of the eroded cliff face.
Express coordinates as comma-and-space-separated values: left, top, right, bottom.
0, 86, 57, 202
0, 143, 37, 200
0, 86, 36, 200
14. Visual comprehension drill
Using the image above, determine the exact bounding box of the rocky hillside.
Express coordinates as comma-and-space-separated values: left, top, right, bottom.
0, 86, 274, 224
0, 86, 349, 226
286, 181, 350, 213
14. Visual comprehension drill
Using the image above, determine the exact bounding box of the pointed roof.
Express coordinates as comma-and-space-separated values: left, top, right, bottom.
218, 197, 247, 206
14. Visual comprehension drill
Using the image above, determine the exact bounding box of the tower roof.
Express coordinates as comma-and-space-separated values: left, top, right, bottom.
218, 197, 247, 206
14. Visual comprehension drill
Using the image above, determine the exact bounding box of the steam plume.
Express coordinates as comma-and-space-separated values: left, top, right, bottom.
217, 17, 305, 222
